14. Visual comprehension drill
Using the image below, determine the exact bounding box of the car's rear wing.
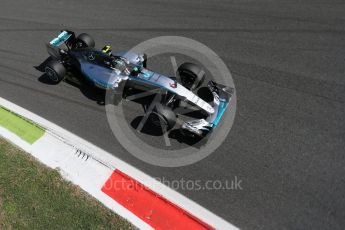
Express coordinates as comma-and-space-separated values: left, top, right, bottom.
46, 30, 76, 60
49, 30, 76, 48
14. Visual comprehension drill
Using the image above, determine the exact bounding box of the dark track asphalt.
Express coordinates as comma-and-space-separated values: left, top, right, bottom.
1, 0, 345, 229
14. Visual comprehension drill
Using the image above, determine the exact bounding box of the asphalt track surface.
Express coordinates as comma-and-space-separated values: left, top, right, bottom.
0, 0, 345, 229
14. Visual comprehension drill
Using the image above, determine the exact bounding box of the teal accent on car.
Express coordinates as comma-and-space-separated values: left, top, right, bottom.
212, 100, 229, 126
142, 72, 151, 78
50, 31, 71, 47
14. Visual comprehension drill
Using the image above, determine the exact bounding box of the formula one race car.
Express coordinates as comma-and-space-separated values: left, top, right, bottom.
44, 30, 234, 137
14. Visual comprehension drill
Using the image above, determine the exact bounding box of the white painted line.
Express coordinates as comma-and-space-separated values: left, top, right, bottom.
0, 97, 238, 230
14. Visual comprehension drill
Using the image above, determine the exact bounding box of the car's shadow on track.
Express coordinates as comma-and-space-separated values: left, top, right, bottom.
130, 116, 206, 147
35, 57, 58, 85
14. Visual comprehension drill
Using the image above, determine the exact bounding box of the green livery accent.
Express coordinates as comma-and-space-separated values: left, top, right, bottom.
0, 107, 45, 144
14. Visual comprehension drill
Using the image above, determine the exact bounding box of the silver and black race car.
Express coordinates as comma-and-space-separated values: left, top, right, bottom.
44, 30, 234, 137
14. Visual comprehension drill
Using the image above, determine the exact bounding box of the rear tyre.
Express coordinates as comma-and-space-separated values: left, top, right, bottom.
177, 62, 205, 90
45, 60, 66, 83
76, 33, 95, 48
148, 104, 176, 131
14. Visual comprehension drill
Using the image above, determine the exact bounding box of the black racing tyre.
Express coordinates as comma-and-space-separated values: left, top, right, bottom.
197, 87, 214, 103
45, 60, 66, 83
149, 104, 176, 131
177, 62, 205, 90
76, 33, 95, 48
142, 53, 148, 68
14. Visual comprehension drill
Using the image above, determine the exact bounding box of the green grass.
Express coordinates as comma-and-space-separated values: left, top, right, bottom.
0, 138, 133, 230
0, 107, 45, 144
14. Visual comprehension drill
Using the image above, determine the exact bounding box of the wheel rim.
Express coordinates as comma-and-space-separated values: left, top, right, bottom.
45, 67, 59, 82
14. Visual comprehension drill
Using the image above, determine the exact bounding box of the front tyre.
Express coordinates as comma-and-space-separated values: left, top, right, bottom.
45, 60, 66, 83
148, 104, 176, 132
177, 62, 205, 91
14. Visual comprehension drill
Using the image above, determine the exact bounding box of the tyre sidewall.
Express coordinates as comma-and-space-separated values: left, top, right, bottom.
45, 61, 66, 83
